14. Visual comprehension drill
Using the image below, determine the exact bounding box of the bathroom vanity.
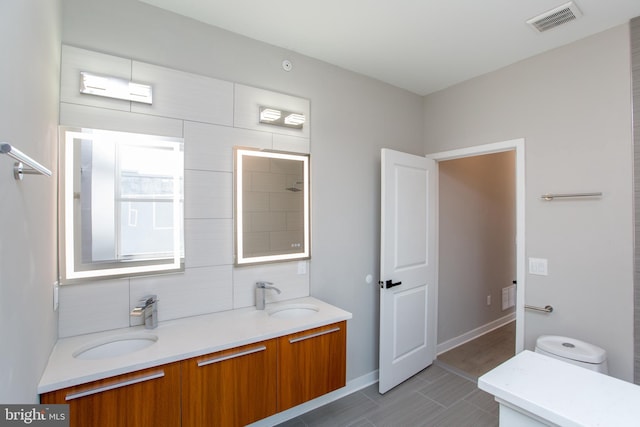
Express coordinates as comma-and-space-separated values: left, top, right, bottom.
479, 350, 640, 426
39, 297, 350, 427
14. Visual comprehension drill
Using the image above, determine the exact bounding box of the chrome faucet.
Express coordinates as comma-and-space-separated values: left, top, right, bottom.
255, 281, 281, 310
130, 295, 158, 329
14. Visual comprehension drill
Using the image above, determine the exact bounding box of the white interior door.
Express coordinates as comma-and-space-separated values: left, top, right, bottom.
379, 148, 436, 394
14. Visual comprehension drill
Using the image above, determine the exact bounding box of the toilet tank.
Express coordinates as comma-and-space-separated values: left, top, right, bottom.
535, 335, 608, 374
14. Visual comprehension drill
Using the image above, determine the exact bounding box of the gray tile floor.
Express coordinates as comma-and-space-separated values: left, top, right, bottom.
276, 363, 498, 427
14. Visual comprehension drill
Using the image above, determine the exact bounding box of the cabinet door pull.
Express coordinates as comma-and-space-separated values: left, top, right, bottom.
197, 345, 267, 367
65, 371, 165, 401
289, 327, 341, 344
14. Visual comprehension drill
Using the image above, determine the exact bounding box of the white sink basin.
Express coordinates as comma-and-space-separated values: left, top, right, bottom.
73, 333, 158, 360
268, 303, 319, 319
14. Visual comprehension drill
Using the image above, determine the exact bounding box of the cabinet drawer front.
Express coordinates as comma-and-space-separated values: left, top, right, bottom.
197, 345, 266, 367
65, 371, 165, 400
182, 339, 277, 427
278, 321, 347, 412
289, 326, 341, 343
40, 363, 182, 427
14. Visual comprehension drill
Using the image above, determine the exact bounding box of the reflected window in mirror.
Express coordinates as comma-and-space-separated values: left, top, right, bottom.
234, 147, 310, 265
59, 127, 184, 282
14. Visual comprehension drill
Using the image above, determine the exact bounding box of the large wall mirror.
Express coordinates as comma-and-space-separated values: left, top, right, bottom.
234, 147, 310, 265
59, 127, 184, 282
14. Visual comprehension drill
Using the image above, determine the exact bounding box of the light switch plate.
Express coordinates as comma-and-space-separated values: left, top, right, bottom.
529, 257, 548, 276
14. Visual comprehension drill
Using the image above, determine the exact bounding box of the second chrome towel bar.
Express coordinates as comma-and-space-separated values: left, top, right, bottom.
541, 192, 602, 201
0, 143, 51, 180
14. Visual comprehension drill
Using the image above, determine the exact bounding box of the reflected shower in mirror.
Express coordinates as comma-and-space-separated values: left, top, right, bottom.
234, 147, 310, 265
59, 127, 184, 282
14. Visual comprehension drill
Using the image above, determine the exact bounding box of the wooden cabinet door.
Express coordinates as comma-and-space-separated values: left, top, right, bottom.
40, 363, 181, 427
278, 321, 347, 411
181, 339, 277, 427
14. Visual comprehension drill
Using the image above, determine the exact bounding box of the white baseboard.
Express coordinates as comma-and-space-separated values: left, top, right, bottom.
436, 313, 516, 355
247, 370, 379, 426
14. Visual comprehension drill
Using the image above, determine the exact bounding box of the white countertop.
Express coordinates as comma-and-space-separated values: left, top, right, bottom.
38, 297, 352, 394
478, 350, 640, 427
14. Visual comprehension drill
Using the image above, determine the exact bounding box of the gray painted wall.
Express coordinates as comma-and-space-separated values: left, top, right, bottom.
0, 0, 61, 402
631, 17, 640, 384
61, 0, 425, 381
424, 25, 634, 380
438, 151, 516, 345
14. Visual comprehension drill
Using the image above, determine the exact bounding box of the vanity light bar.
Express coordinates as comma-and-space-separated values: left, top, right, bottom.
284, 113, 305, 126
259, 106, 305, 129
79, 72, 153, 104
260, 108, 281, 122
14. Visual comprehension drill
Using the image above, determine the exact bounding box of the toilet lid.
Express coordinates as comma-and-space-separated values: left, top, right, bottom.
536, 335, 606, 364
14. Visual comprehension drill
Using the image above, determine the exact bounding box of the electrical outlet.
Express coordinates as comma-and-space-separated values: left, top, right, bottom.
486, 295, 491, 306
297, 261, 307, 275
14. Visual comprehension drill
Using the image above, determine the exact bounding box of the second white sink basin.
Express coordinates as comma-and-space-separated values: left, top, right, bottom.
268, 303, 319, 319
73, 333, 158, 360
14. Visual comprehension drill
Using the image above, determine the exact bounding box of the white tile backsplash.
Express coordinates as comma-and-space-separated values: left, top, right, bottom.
184, 121, 271, 172
57, 46, 311, 338
233, 261, 310, 309
273, 134, 310, 154
58, 279, 131, 338
131, 61, 234, 125
130, 266, 233, 323
184, 170, 233, 219
60, 103, 184, 137
184, 219, 233, 267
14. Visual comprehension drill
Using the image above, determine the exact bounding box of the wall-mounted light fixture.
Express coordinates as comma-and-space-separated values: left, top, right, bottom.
80, 72, 153, 104
259, 106, 305, 129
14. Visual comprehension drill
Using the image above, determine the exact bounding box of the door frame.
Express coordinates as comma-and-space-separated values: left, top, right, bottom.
426, 138, 525, 353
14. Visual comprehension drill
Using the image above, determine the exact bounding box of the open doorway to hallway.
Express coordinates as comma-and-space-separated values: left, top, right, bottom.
435, 150, 517, 379
438, 320, 515, 378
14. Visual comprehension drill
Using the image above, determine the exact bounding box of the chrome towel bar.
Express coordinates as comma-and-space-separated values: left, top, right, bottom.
525, 304, 554, 313
1, 142, 51, 180
541, 192, 602, 201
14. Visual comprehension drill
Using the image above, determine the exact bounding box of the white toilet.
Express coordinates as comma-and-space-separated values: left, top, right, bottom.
535, 335, 608, 374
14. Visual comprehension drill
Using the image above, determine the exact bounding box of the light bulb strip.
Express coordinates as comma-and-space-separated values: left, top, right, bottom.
259, 106, 305, 129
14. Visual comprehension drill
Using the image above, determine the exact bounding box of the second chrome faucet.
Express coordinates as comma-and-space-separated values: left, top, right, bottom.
255, 281, 281, 310
131, 295, 158, 329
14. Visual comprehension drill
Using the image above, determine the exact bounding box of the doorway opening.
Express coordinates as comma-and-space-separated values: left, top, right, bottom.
427, 139, 525, 379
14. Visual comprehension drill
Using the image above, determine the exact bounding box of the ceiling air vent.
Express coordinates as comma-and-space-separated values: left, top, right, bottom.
527, 1, 582, 33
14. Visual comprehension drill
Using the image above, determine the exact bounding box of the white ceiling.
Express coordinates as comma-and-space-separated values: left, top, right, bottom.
139, 0, 640, 95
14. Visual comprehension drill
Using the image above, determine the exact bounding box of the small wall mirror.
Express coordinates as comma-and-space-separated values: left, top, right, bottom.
59, 127, 184, 282
234, 147, 310, 265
